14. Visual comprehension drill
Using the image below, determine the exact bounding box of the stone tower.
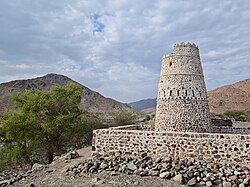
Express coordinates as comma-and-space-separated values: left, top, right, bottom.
155, 42, 212, 132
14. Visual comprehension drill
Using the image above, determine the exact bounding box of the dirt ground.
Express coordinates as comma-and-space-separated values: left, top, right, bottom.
11, 147, 185, 187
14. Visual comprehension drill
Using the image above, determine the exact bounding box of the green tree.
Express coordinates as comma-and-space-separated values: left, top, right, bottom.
76, 114, 106, 145
113, 110, 137, 126
0, 83, 85, 166
0, 111, 41, 166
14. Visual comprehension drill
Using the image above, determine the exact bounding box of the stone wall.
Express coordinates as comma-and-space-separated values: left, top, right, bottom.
213, 126, 250, 134
110, 124, 153, 131
92, 125, 250, 165
211, 118, 233, 126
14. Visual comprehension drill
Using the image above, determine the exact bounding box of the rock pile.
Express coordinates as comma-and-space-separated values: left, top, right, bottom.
65, 150, 80, 161
0, 150, 80, 186
0, 164, 49, 187
65, 153, 250, 186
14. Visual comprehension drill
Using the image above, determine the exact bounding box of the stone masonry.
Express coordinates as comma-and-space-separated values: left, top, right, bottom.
92, 42, 250, 165
93, 124, 250, 164
155, 42, 212, 132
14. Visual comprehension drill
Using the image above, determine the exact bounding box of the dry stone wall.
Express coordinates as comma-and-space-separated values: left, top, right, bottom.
92, 125, 250, 165
92, 42, 250, 167
155, 43, 212, 132
211, 118, 233, 126
213, 126, 250, 134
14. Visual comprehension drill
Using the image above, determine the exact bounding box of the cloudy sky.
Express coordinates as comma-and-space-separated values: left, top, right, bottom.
0, 0, 249, 103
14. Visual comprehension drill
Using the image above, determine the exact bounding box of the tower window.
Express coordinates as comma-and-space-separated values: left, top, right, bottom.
170, 90, 172, 96
169, 62, 172, 67
162, 89, 166, 97
192, 90, 195, 97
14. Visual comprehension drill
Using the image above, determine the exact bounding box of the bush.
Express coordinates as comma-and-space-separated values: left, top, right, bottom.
112, 110, 137, 126
145, 115, 151, 121
223, 110, 250, 122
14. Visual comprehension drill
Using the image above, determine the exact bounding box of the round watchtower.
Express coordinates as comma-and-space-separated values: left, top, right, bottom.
155, 42, 212, 132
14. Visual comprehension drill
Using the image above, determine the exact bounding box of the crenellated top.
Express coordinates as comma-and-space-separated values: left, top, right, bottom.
173, 42, 199, 56
174, 42, 198, 48
162, 42, 200, 59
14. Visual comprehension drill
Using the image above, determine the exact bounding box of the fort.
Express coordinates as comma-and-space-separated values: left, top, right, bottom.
92, 42, 250, 165
155, 42, 211, 133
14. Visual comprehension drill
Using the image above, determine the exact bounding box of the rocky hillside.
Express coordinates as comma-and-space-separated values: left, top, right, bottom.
129, 79, 250, 114
0, 73, 130, 115
208, 79, 250, 114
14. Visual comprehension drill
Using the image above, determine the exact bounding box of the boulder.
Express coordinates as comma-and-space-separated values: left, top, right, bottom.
65, 150, 79, 160
100, 162, 108, 169
223, 181, 232, 187
32, 163, 44, 171
206, 181, 213, 187
187, 177, 196, 186
159, 171, 170, 179
173, 174, 183, 184
127, 163, 137, 171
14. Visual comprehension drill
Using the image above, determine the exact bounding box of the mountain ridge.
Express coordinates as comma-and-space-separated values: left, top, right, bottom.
0, 73, 130, 115
128, 98, 156, 111
129, 79, 250, 114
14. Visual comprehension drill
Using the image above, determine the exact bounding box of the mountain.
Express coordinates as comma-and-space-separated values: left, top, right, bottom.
129, 79, 250, 114
0, 73, 130, 115
128, 98, 156, 111
208, 79, 250, 114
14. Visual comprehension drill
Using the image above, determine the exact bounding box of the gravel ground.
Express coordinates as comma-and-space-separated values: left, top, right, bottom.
8, 147, 184, 187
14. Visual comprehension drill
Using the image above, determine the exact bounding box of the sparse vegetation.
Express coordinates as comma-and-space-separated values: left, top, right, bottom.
210, 112, 226, 119
0, 83, 105, 170
145, 115, 151, 121
210, 110, 250, 122
223, 110, 250, 122
112, 110, 137, 126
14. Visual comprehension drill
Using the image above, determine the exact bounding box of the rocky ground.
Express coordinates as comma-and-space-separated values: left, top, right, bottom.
1, 147, 250, 187
0, 147, 182, 187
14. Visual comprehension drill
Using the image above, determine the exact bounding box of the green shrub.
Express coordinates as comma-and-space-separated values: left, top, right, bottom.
223, 110, 250, 122
112, 110, 137, 126
145, 115, 151, 121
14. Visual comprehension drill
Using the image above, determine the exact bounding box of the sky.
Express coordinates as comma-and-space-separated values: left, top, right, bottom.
0, 0, 250, 103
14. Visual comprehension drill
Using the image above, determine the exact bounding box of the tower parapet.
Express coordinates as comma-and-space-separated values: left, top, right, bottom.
173, 42, 199, 56
155, 42, 212, 133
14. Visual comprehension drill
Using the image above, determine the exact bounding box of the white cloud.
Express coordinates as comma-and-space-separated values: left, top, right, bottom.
0, 0, 250, 102
0, 60, 8, 65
